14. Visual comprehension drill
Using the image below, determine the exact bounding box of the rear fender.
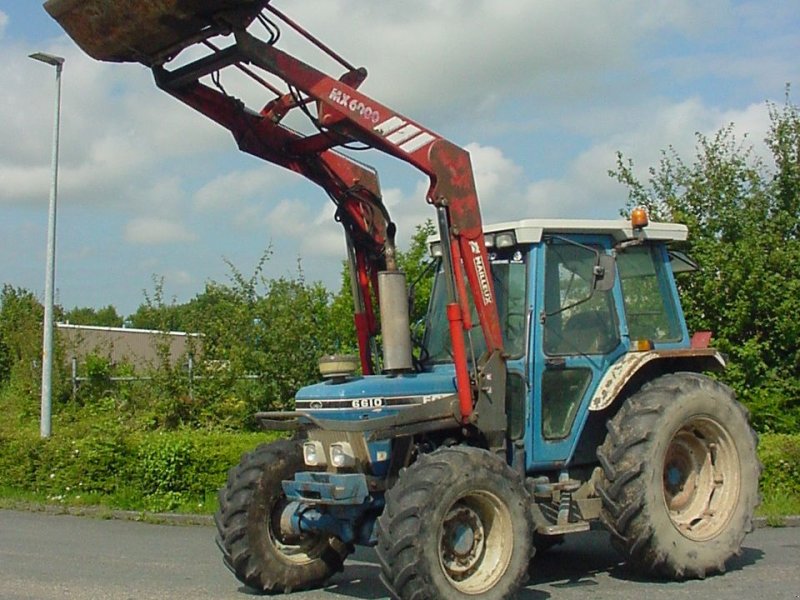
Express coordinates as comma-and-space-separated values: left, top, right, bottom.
589, 349, 726, 412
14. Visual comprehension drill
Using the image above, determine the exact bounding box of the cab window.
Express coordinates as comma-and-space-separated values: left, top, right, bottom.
543, 241, 619, 356
617, 245, 681, 342
425, 249, 528, 363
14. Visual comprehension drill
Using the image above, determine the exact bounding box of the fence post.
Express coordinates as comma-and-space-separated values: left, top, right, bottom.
188, 354, 194, 402
71, 356, 77, 400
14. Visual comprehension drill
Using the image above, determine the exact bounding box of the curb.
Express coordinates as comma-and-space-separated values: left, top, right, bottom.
1, 502, 214, 526
753, 515, 800, 529
3, 502, 798, 529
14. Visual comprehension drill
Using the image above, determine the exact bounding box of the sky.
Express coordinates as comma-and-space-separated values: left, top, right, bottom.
1, 1, 798, 316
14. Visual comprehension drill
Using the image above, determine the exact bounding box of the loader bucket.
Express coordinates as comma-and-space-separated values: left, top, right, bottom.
43, 0, 268, 65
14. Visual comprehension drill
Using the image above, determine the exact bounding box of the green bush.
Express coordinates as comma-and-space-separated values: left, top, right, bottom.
0, 428, 39, 488
0, 415, 281, 513
0, 418, 798, 517
613, 96, 800, 435
759, 434, 800, 496
132, 430, 275, 510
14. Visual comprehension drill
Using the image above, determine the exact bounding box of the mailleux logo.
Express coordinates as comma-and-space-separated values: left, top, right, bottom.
468, 241, 493, 306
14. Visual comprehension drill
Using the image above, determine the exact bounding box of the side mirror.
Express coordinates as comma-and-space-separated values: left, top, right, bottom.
593, 254, 617, 292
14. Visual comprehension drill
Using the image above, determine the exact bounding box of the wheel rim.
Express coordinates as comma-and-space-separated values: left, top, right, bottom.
662, 415, 740, 541
268, 497, 328, 565
438, 490, 513, 594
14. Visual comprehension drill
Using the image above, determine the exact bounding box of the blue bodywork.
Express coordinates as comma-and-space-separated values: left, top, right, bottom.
295, 364, 457, 411
280, 234, 693, 546
295, 365, 457, 479
282, 366, 459, 545
283, 472, 382, 544
527, 237, 690, 469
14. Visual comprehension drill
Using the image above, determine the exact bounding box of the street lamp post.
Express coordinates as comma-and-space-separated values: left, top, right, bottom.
30, 52, 65, 439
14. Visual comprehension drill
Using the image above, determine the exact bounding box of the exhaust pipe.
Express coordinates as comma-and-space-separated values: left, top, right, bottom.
378, 271, 413, 373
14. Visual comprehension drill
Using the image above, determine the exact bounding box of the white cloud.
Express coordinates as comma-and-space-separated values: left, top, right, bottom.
124, 217, 196, 245
589, 97, 775, 189
265, 199, 313, 236
377, 95, 777, 229
0, 39, 230, 210
382, 182, 435, 244
720, 102, 773, 160
531, 98, 774, 219
0, 0, 794, 313
195, 168, 296, 211
136, 177, 188, 216
464, 142, 524, 216
263, 199, 345, 259
164, 269, 193, 286
0, 165, 52, 204
302, 223, 347, 259
275, 0, 734, 119
3, 2, 784, 216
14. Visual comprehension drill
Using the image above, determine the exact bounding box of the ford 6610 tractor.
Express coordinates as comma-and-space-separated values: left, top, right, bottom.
47, 1, 760, 598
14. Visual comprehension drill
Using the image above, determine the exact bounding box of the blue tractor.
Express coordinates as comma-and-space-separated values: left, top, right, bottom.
216, 216, 759, 598
46, 1, 760, 597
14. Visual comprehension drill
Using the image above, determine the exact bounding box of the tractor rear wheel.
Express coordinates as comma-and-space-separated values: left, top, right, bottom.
214, 440, 349, 593
596, 372, 759, 579
376, 446, 533, 599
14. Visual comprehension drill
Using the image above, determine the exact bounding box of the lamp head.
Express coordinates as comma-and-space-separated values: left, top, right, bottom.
29, 52, 65, 67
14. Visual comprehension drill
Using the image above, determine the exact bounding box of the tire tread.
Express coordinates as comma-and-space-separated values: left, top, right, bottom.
596, 372, 760, 580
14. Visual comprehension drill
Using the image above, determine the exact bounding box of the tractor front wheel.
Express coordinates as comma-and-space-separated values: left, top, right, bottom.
214, 440, 349, 593
376, 446, 533, 599
597, 372, 760, 579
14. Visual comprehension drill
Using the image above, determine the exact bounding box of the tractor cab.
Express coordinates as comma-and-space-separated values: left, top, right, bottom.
424, 217, 695, 467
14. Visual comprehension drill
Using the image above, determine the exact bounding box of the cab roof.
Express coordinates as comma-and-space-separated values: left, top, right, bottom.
428, 218, 688, 245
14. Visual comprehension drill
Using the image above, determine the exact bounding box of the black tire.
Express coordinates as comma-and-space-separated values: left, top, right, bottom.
596, 372, 760, 579
376, 446, 533, 600
214, 440, 349, 593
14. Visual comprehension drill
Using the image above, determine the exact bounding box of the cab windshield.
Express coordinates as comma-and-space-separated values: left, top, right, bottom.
423, 248, 528, 364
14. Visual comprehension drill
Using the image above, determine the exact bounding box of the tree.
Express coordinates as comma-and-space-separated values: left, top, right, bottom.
328, 220, 438, 365
611, 91, 800, 433
173, 252, 345, 421
126, 276, 188, 332
255, 272, 337, 406
64, 305, 123, 327
0, 285, 71, 408
398, 220, 438, 326
0, 286, 44, 384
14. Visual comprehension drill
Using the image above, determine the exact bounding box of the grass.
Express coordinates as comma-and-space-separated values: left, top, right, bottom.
757, 491, 800, 526
0, 484, 219, 520
3, 486, 799, 525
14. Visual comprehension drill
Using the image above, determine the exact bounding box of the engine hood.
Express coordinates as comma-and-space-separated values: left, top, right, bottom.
294, 365, 457, 412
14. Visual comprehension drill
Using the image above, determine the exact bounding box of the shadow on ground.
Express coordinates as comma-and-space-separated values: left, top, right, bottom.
237, 530, 764, 599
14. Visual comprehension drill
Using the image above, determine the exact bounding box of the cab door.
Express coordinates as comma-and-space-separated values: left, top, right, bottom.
527, 235, 626, 469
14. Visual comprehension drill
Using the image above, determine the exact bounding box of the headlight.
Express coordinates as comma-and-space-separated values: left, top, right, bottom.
303, 441, 326, 466
330, 442, 356, 468
495, 232, 516, 248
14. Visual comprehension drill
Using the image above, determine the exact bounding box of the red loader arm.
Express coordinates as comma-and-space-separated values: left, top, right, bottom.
46, 0, 506, 421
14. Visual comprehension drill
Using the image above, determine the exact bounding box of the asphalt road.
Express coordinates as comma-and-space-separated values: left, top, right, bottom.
1, 509, 799, 599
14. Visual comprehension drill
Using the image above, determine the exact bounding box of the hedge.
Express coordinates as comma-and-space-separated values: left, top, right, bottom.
0, 423, 797, 516
0, 424, 282, 512
759, 434, 800, 496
